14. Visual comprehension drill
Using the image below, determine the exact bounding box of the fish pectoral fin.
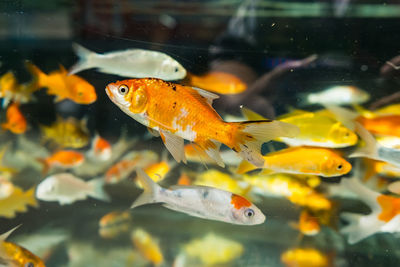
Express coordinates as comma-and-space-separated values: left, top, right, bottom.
159, 129, 186, 163
147, 127, 160, 137
197, 139, 225, 167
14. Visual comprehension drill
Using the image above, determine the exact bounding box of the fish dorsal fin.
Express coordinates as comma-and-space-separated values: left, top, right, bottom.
0, 225, 21, 241
189, 87, 219, 106
241, 107, 268, 121
58, 64, 68, 75
159, 129, 186, 164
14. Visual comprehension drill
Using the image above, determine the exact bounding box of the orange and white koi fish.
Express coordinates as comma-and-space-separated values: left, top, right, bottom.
26, 62, 97, 104
99, 210, 132, 239
38, 150, 84, 174
105, 78, 299, 167
281, 248, 329, 267
88, 134, 111, 161
0, 226, 45, 267
0, 187, 38, 219
131, 228, 163, 266
132, 168, 265, 225
237, 146, 352, 177
186, 71, 247, 94
340, 176, 400, 244
0, 71, 38, 107
1, 102, 27, 134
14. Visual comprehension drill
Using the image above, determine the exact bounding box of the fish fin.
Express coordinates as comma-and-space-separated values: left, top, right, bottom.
159, 129, 186, 164
69, 43, 97, 75
87, 178, 111, 202
36, 158, 50, 175
349, 123, 379, 159
190, 87, 219, 105
58, 64, 68, 74
230, 120, 299, 167
147, 127, 160, 137
197, 139, 224, 167
241, 107, 269, 121
323, 105, 358, 130
388, 181, 400, 195
341, 212, 383, 244
259, 169, 276, 176
0, 225, 21, 241
381, 214, 400, 231
25, 62, 47, 88
131, 168, 162, 208
341, 176, 381, 212
237, 160, 258, 174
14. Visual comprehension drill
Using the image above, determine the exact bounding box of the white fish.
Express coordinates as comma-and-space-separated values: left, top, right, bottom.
132, 169, 265, 225
350, 123, 400, 168
305, 85, 369, 106
69, 43, 187, 81
36, 173, 110, 205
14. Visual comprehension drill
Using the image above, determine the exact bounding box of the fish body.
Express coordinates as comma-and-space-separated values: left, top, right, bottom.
306, 85, 369, 105
375, 103, 400, 116
296, 210, 321, 236
237, 147, 352, 177
0, 187, 38, 219
106, 78, 299, 167
40, 116, 90, 149
131, 228, 163, 266
281, 248, 329, 267
38, 150, 84, 174
26, 63, 96, 104
88, 134, 111, 161
143, 161, 171, 183
187, 71, 247, 94
36, 173, 109, 205
357, 115, 400, 137
99, 211, 132, 239
0, 71, 38, 107
0, 226, 45, 267
132, 169, 265, 225
1, 102, 27, 134
69, 43, 186, 81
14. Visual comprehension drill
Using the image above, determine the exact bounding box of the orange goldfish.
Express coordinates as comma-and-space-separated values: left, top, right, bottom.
1, 102, 27, 134
0, 226, 45, 267
281, 248, 330, 267
0, 71, 38, 107
237, 147, 351, 177
356, 115, 400, 137
88, 134, 111, 161
293, 210, 321, 236
26, 62, 97, 104
38, 150, 84, 174
131, 228, 163, 266
186, 71, 247, 94
99, 210, 132, 239
105, 78, 299, 167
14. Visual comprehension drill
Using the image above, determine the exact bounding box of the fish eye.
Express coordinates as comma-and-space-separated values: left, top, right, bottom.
118, 84, 129, 95
244, 208, 255, 218
174, 67, 179, 72
337, 164, 343, 170
25, 262, 34, 267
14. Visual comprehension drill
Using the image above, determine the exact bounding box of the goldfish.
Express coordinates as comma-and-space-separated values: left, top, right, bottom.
143, 160, 173, 183
243, 173, 331, 211
87, 134, 112, 161
237, 146, 352, 177
105, 78, 299, 167
37, 150, 84, 174
350, 123, 400, 168
375, 103, 400, 116
281, 248, 329, 267
0, 71, 38, 107
0, 187, 38, 218
1, 102, 27, 134
0, 226, 45, 267
292, 210, 321, 236
181, 233, 244, 265
69, 43, 186, 81
132, 168, 265, 225
186, 71, 247, 94
304, 85, 369, 106
99, 210, 132, 239
340, 176, 400, 244
36, 173, 110, 205
40, 116, 90, 149
131, 228, 163, 266
26, 62, 97, 104
184, 143, 242, 166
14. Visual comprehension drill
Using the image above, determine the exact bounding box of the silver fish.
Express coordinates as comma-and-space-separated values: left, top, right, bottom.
305, 86, 370, 106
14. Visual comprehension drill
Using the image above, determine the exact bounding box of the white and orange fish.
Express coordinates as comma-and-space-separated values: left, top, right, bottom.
131, 169, 265, 225
105, 78, 299, 167
37, 150, 84, 174
88, 134, 112, 161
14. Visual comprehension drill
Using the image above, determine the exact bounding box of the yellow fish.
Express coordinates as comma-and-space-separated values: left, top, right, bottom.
237, 146, 352, 177
281, 248, 330, 267
40, 116, 90, 149
99, 211, 132, 239
0, 226, 45, 267
0, 187, 38, 218
131, 228, 163, 266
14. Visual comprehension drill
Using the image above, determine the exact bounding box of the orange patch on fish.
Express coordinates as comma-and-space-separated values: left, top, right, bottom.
187, 71, 247, 94
377, 194, 400, 222
1, 102, 27, 134
357, 115, 400, 138
230, 194, 251, 210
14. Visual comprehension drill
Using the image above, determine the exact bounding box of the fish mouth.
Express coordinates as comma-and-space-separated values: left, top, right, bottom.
105, 85, 115, 100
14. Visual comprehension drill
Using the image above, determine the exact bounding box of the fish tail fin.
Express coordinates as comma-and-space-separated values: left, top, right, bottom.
69, 43, 97, 75
341, 175, 380, 212
25, 62, 47, 88
230, 120, 299, 167
88, 178, 111, 202
0, 225, 22, 242
237, 160, 258, 174
349, 123, 378, 159
36, 158, 50, 175
131, 168, 162, 209
324, 105, 358, 130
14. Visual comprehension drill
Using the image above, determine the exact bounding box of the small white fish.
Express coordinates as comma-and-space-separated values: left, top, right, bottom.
305, 85, 369, 106
69, 44, 187, 81
36, 173, 110, 205
132, 169, 265, 225
350, 123, 400, 168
